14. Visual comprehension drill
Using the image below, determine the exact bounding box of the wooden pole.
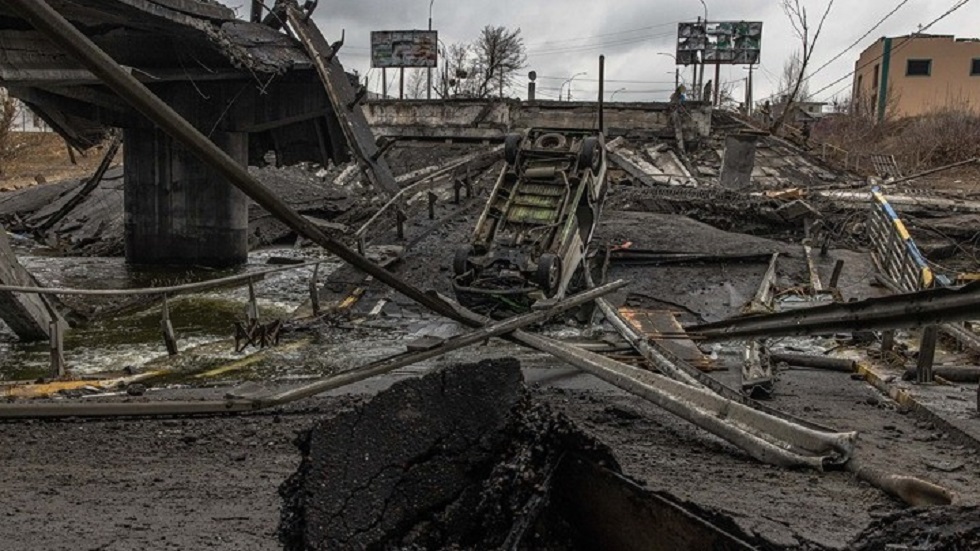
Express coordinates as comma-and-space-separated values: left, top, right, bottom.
161, 294, 178, 356
598, 55, 605, 133
309, 263, 321, 316
917, 326, 938, 383
48, 319, 65, 378
246, 279, 259, 324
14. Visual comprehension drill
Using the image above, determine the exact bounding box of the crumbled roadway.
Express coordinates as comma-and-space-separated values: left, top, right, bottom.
5, 154, 980, 549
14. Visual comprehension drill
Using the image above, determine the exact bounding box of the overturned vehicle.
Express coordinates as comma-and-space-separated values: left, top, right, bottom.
452, 128, 608, 315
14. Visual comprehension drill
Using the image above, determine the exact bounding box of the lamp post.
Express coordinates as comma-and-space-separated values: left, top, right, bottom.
611, 87, 626, 101
658, 52, 679, 90
427, 0, 435, 100
560, 72, 587, 102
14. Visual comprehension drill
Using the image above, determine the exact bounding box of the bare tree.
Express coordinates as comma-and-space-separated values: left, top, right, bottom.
472, 26, 527, 98
406, 69, 427, 99
0, 89, 18, 177
770, 0, 834, 134
778, 51, 811, 103
434, 42, 477, 98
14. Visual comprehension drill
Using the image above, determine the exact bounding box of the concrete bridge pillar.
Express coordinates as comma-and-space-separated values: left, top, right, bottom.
123, 128, 248, 267
719, 133, 759, 191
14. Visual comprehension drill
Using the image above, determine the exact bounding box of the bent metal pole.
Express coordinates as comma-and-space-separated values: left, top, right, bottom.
4, 0, 462, 323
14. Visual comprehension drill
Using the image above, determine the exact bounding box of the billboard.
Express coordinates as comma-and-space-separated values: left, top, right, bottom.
371, 30, 438, 68
676, 21, 762, 65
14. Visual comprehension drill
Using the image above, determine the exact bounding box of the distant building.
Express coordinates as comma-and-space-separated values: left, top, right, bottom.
852, 34, 980, 120
772, 99, 827, 124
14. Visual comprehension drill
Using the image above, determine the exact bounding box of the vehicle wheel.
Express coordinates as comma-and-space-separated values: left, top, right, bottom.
535, 253, 562, 296
453, 245, 474, 276
578, 137, 601, 171
504, 133, 523, 166
534, 133, 567, 150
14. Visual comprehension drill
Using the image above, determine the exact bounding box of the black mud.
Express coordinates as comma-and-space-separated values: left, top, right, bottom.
849, 505, 980, 550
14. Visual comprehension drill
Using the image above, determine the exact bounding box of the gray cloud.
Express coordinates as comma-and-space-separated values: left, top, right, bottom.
221, 1, 980, 104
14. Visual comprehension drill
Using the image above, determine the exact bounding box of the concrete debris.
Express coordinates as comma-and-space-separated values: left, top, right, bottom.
278, 358, 616, 550
0, 225, 64, 341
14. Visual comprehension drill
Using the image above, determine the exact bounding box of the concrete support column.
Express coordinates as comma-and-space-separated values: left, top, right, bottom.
719, 133, 758, 191
124, 128, 248, 266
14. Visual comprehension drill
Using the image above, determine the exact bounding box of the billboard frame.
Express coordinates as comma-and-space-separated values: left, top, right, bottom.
676, 21, 762, 66
371, 30, 439, 69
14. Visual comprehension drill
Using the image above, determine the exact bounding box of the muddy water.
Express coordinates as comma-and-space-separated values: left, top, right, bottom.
0, 248, 339, 381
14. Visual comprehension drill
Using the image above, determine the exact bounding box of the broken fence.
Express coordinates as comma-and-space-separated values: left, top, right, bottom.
0, 260, 327, 376
868, 186, 936, 292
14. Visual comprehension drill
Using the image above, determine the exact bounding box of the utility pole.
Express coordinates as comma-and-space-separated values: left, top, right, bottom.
745, 64, 754, 115
427, 0, 434, 100
713, 62, 721, 106
598, 55, 605, 133
382, 68, 388, 100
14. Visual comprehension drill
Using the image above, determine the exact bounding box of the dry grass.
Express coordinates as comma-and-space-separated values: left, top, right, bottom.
0, 132, 122, 192
814, 107, 980, 177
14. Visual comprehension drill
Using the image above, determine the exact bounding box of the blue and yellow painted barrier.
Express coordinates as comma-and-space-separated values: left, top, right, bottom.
870, 187, 937, 291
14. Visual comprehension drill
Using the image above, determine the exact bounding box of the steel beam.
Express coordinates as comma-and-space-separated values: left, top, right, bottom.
690, 281, 980, 341
3, 0, 465, 323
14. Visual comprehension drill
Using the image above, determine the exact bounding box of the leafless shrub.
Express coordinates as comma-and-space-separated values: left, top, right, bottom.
815, 101, 980, 173
0, 89, 17, 176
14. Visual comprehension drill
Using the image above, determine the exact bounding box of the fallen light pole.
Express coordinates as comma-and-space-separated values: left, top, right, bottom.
6, 0, 959, 505
689, 281, 980, 341
3, 0, 465, 324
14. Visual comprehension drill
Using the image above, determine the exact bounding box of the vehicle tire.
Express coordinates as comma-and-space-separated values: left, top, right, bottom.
578, 137, 601, 171
504, 133, 523, 166
453, 245, 475, 276
534, 133, 567, 150
535, 253, 562, 296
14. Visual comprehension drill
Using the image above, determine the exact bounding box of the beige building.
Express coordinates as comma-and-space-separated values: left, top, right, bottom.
852, 34, 980, 120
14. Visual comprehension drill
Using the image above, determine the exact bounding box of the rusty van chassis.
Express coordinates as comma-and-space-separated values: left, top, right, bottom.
452, 128, 608, 315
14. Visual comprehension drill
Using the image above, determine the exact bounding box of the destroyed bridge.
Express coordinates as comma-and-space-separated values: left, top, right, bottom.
0, 0, 398, 266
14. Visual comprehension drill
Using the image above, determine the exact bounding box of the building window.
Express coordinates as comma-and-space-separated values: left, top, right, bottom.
906, 59, 932, 76
972, 59, 980, 76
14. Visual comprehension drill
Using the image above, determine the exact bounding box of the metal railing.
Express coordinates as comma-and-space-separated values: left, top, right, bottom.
0, 260, 326, 377
867, 187, 935, 292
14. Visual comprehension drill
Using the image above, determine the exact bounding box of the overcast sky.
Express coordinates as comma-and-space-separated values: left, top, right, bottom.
221, 0, 977, 104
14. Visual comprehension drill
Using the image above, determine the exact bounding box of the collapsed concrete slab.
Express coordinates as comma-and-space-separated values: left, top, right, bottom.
278, 358, 615, 550
0, 226, 62, 341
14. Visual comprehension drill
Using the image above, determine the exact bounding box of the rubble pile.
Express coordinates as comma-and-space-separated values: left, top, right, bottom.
278, 359, 616, 550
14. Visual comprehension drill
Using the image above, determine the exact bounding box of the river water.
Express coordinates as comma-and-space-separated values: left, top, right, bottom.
0, 246, 340, 381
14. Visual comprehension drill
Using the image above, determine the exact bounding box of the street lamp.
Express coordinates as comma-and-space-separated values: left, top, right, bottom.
560, 72, 587, 102
611, 87, 627, 101
657, 52, 680, 90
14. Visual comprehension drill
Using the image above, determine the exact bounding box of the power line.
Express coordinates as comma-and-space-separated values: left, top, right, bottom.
536, 76, 676, 84
805, 0, 911, 81
811, 0, 973, 100
523, 21, 681, 48
527, 30, 676, 57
